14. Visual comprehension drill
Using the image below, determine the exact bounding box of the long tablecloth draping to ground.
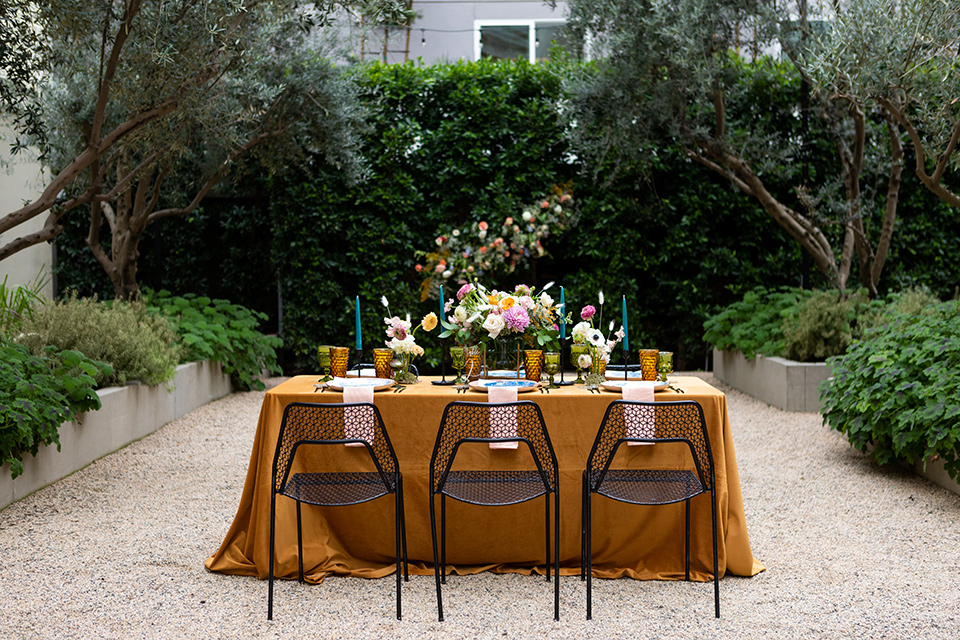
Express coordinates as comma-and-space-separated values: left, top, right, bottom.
205, 375, 765, 583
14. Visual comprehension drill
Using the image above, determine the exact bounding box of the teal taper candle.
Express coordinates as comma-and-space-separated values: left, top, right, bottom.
355, 296, 362, 351
621, 295, 629, 352
560, 286, 566, 340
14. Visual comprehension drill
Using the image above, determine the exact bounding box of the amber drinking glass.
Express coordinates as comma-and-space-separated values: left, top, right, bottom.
329, 347, 350, 378
373, 348, 393, 379
639, 349, 659, 381
523, 350, 544, 382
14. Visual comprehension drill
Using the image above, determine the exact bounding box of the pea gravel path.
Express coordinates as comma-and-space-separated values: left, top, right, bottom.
1, 373, 958, 639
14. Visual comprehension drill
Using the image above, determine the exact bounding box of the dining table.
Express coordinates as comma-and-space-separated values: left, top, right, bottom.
205, 374, 765, 584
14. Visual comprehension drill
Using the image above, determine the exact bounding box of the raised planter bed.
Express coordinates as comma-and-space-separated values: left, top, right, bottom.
0, 360, 232, 510
712, 347, 829, 413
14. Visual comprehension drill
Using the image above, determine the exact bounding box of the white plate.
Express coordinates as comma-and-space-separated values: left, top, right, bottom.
469, 379, 539, 393
325, 377, 396, 392
486, 369, 527, 379
600, 380, 668, 393
604, 369, 648, 381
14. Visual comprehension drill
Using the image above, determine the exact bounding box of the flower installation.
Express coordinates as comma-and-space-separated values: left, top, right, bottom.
382, 295, 437, 384
415, 184, 579, 302
572, 291, 625, 388
438, 281, 568, 372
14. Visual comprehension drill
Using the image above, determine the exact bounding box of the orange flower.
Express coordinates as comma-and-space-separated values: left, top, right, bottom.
500, 297, 515, 310
487, 294, 499, 305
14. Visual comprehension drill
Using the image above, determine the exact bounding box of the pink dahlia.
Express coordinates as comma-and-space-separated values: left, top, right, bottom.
502, 305, 530, 332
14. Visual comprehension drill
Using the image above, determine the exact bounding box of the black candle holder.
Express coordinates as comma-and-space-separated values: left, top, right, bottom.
355, 348, 364, 374
622, 349, 630, 381
432, 337, 455, 385
557, 337, 574, 385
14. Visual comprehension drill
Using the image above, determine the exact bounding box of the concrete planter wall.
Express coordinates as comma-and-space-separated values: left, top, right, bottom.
0, 360, 232, 510
712, 347, 829, 413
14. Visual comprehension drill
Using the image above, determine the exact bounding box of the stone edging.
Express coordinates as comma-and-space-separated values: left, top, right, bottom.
0, 360, 232, 510
712, 347, 829, 413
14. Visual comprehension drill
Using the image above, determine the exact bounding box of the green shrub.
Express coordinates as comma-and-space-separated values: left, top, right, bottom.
17, 294, 181, 387
780, 290, 888, 362
143, 289, 282, 391
702, 287, 812, 359
820, 300, 960, 480
0, 338, 112, 478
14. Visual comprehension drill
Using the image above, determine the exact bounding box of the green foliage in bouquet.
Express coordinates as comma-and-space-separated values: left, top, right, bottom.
820, 301, 960, 480
143, 289, 282, 391
0, 338, 112, 478
17, 293, 181, 387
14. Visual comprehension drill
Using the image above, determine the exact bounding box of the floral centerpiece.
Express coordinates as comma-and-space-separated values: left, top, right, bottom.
439, 281, 567, 374
571, 291, 625, 388
382, 296, 437, 384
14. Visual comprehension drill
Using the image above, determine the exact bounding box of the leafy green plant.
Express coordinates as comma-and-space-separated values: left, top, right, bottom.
820, 301, 960, 480
17, 293, 181, 387
0, 338, 113, 478
143, 289, 282, 391
0, 271, 49, 338
702, 287, 812, 359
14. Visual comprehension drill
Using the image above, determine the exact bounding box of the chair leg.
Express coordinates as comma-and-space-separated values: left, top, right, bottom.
554, 488, 560, 621
441, 494, 447, 585
268, 493, 276, 620
580, 472, 586, 582
429, 492, 444, 622
684, 498, 691, 581
394, 487, 402, 620
586, 488, 593, 620
712, 490, 720, 618
399, 475, 409, 582
296, 499, 304, 584
545, 493, 551, 583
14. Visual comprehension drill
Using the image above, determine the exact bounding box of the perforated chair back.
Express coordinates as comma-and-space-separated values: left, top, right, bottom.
586, 400, 714, 496
272, 401, 399, 499
430, 400, 557, 497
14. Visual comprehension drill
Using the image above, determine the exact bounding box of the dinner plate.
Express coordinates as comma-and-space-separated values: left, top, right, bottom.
600, 380, 668, 393
469, 379, 539, 393
485, 369, 527, 379
325, 377, 396, 392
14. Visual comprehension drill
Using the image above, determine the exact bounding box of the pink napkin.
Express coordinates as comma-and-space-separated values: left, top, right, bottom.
341, 381, 375, 447
487, 385, 519, 450
621, 381, 656, 446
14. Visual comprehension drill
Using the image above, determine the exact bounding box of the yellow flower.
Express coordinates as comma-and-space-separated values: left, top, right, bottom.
500, 297, 516, 310
422, 312, 438, 332
487, 294, 499, 305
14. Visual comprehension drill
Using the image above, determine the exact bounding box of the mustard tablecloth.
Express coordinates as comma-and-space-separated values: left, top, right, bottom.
205, 375, 765, 582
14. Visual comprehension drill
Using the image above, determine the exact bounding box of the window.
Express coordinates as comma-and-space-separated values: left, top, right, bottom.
474, 20, 567, 63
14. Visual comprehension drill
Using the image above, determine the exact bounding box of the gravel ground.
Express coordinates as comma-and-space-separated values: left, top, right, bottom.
1, 373, 958, 639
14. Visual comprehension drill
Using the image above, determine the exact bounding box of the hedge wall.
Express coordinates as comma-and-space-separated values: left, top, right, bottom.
53, 58, 960, 373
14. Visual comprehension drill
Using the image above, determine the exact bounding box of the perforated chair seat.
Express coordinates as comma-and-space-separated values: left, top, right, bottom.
442, 470, 549, 506
284, 472, 393, 507
593, 469, 705, 505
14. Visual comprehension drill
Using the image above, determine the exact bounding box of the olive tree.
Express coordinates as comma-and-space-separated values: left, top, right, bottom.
807, 0, 960, 210
558, 0, 910, 296
0, 0, 406, 300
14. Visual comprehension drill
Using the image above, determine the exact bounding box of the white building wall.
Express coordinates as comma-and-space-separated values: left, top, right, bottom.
0, 125, 52, 297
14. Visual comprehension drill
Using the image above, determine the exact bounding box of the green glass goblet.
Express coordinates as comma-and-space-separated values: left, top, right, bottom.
317, 345, 333, 383
450, 346, 466, 387
543, 351, 561, 389
657, 351, 674, 383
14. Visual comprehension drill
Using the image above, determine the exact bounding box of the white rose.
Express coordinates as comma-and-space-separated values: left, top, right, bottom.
539, 292, 554, 307
442, 270, 452, 278
454, 305, 469, 323
482, 313, 506, 339
554, 204, 562, 213
578, 353, 592, 369
522, 211, 533, 222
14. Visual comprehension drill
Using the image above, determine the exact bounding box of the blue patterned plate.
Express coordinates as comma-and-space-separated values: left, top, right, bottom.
486, 369, 527, 379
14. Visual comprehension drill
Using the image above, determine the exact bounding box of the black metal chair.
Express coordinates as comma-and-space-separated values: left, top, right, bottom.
582, 400, 719, 619
429, 400, 560, 621
268, 401, 408, 620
